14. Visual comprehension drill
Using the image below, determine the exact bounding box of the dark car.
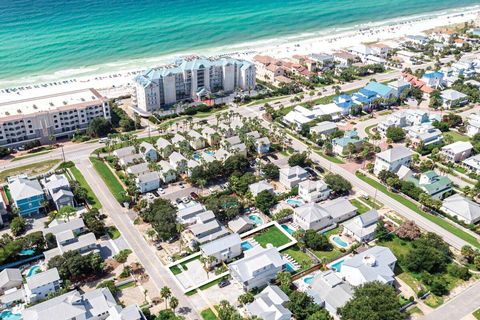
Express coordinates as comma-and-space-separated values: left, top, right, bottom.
313, 165, 324, 173
269, 154, 278, 160
167, 235, 179, 243
218, 279, 230, 288
190, 192, 199, 200
175, 198, 182, 204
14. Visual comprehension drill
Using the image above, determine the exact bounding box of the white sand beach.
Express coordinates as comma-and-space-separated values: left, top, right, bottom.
0, 5, 479, 103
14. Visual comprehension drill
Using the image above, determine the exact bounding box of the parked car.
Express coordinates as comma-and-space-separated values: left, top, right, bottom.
218, 279, 230, 288
99, 137, 109, 143
182, 196, 190, 203
190, 192, 199, 200
179, 183, 185, 189
175, 198, 182, 204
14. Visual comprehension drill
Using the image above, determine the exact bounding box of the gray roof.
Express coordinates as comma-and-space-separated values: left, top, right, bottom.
341, 246, 396, 283
321, 197, 357, 221
442, 194, 480, 223
247, 131, 261, 139
225, 135, 242, 146
357, 209, 379, 227
200, 233, 242, 256
228, 216, 255, 233
178, 202, 205, 220
376, 146, 413, 163
229, 245, 284, 283
0, 268, 22, 288
310, 121, 337, 134
9, 176, 44, 201
441, 89, 468, 101
295, 203, 330, 222
44, 218, 85, 236
114, 146, 135, 158
42, 174, 70, 192
280, 165, 308, 177
136, 171, 160, 184
52, 189, 74, 202
127, 162, 150, 175
156, 137, 171, 149
342, 210, 379, 239
116, 304, 146, 320
60, 232, 97, 253
26, 268, 60, 290
307, 270, 352, 313
249, 180, 274, 196
246, 285, 291, 320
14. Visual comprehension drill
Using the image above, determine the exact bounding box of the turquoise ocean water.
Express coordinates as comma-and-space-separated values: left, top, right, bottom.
0, 0, 479, 84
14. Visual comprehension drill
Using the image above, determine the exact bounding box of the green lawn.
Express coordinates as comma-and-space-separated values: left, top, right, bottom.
12, 150, 51, 161
453, 166, 467, 174
350, 199, 370, 214
282, 246, 312, 271
407, 306, 423, 316
356, 172, 480, 248
194, 108, 225, 118
69, 166, 101, 209
473, 308, 480, 320
443, 131, 470, 142
117, 281, 135, 290
323, 226, 341, 237
0, 159, 61, 181
201, 309, 218, 320
170, 265, 182, 275
360, 197, 383, 209
89, 157, 126, 203
198, 276, 228, 291
246, 95, 288, 107
314, 150, 345, 164
254, 226, 291, 248
311, 247, 343, 263
107, 226, 121, 240
424, 294, 444, 308
365, 124, 377, 138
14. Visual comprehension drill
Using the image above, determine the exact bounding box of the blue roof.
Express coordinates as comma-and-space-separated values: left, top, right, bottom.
423, 71, 444, 79
353, 93, 373, 104
358, 88, 377, 98
364, 82, 393, 97
333, 137, 360, 147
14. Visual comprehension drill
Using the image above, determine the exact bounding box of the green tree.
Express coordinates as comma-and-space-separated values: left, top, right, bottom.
217, 300, 243, 320
160, 286, 172, 309
276, 272, 293, 294
10, 216, 26, 236
169, 296, 179, 313
338, 282, 404, 320
288, 152, 308, 167
238, 292, 255, 305
324, 174, 352, 195
255, 190, 277, 214
96, 280, 119, 295
304, 230, 330, 250
386, 126, 405, 142
87, 118, 113, 138
141, 199, 178, 241
262, 163, 280, 180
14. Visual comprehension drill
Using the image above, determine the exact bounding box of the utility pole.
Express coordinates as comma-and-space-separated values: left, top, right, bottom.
61, 146, 66, 163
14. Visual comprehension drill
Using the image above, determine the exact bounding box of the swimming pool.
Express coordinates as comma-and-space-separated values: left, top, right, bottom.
303, 275, 314, 284
330, 259, 345, 272
26, 265, 41, 277
332, 236, 348, 248
248, 214, 263, 226
284, 262, 295, 273
281, 224, 295, 235
204, 151, 215, 156
19, 248, 35, 255
0, 311, 22, 320
193, 153, 202, 161
286, 198, 303, 207
241, 241, 253, 251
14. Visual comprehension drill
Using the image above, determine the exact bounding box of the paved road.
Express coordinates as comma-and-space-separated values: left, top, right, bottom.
423, 281, 480, 320
76, 159, 201, 319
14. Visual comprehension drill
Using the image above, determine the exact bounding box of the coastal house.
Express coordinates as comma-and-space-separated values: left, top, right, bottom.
293, 198, 356, 231
377, 112, 407, 136
199, 233, 242, 267
306, 270, 353, 316
441, 141, 473, 163
43, 218, 86, 238
227, 216, 255, 234
463, 154, 480, 174
187, 130, 206, 150
312, 103, 343, 120
113, 146, 135, 158
321, 197, 357, 223
298, 179, 331, 203
279, 165, 308, 189
441, 89, 469, 108
156, 137, 173, 158
187, 217, 229, 245
332, 51, 357, 67
171, 134, 187, 148
255, 137, 271, 155
41, 174, 74, 210
246, 285, 292, 320
136, 172, 161, 193
332, 131, 362, 155
387, 78, 411, 97
177, 202, 207, 224
402, 73, 434, 95
22, 288, 145, 320
202, 126, 221, 146
118, 154, 143, 167
309, 53, 334, 69
253, 55, 287, 84
342, 209, 379, 242
373, 146, 413, 175
134, 56, 255, 112
8, 175, 45, 216
466, 113, 480, 137
283, 106, 316, 129
406, 34, 429, 46
229, 245, 286, 291
420, 71, 444, 89
340, 246, 397, 286
24, 268, 61, 303
333, 95, 353, 115
0, 269, 22, 295
43, 231, 98, 262
249, 180, 274, 197
139, 142, 158, 162
441, 194, 480, 225
310, 121, 338, 138
406, 124, 443, 148
169, 152, 188, 173
407, 171, 453, 200
158, 160, 176, 183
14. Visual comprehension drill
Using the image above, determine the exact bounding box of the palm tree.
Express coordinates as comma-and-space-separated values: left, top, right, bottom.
169, 296, 179, 314
176, 224, 185, 251
197, 178, 207, 196
160, 286, 171, 309
146, 229, 157, 242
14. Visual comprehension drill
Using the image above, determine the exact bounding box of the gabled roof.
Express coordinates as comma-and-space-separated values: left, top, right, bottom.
229, 245, 284, 283
441, 141, 473, 154
0, 268, 22, 288
44, 218, 85, 236
26, 268, 60, 290
341, 246, 396, 284
441, 89, 468, 101
442, 194, 480, 222
307, 270, 352, 312
246, 285, 291, 320
321, 197, 357, 221
376, 146, 413, 163
249, 180, 274, 196
280, 165, 307, 177
295, 203, 330, 222
364, 82, 394, 97
201, 233, 242, 256
9, 176, 44, 201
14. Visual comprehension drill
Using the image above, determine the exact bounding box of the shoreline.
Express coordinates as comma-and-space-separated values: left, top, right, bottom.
0, 4, 479, 102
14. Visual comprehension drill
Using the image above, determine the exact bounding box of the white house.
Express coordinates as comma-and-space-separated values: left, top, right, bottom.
441, 194, 480, 225
41, 174, 75, 210
279, 166, 308, 189
321, 197, 357, 223
171, 134, 187, 148
136, 172, 161, 193
169, 152, 188, 173
283, 106, 316, 129
200, 233, 242, 267
246, 285, 292, 320
249, 180, 274, 197
187, 130, 206, 150
441, 141, 473, 163
113, 146, 135, 158
158, 160, 177, 183
126, 162, 150, 175
227, 216, 255, 234
202, 127, 220, 146
342, 209, 379, 242
374, 146, 413, 175
310, 121, 338, 138
139, 142, 158, 162
420, 71, 444, 89
118, 154, 143, 167
293, 203, 333, 231
156, 137, 173, 158
340, 246, 397, 286
441, 89, 469, 108
466, 113, 480, 137
0, 269, 22, 295
306, 270, 353, 316
43, 218, 86, 238
298, 180, 330, 203
24, 268, 61, 303
463, 154, 480, 173
43, 231, 98, 262
406, 125, 443, 148
229, 245, 286, 291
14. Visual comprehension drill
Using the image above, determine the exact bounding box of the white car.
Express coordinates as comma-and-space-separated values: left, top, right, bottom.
182, 196, 190, 203
158, 188, 165, 194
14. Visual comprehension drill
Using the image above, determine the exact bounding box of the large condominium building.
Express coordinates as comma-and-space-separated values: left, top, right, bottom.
133, 56, 256, 113
0, 88, 110, 147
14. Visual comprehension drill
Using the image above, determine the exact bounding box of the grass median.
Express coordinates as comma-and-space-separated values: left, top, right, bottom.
69, 166, 101, 209
0, 159, 61, 181
89, 157, 127, 204
356, 171, 480, 248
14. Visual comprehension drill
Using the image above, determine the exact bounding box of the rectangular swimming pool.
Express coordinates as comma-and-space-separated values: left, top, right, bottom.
241, 241, 253, 251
